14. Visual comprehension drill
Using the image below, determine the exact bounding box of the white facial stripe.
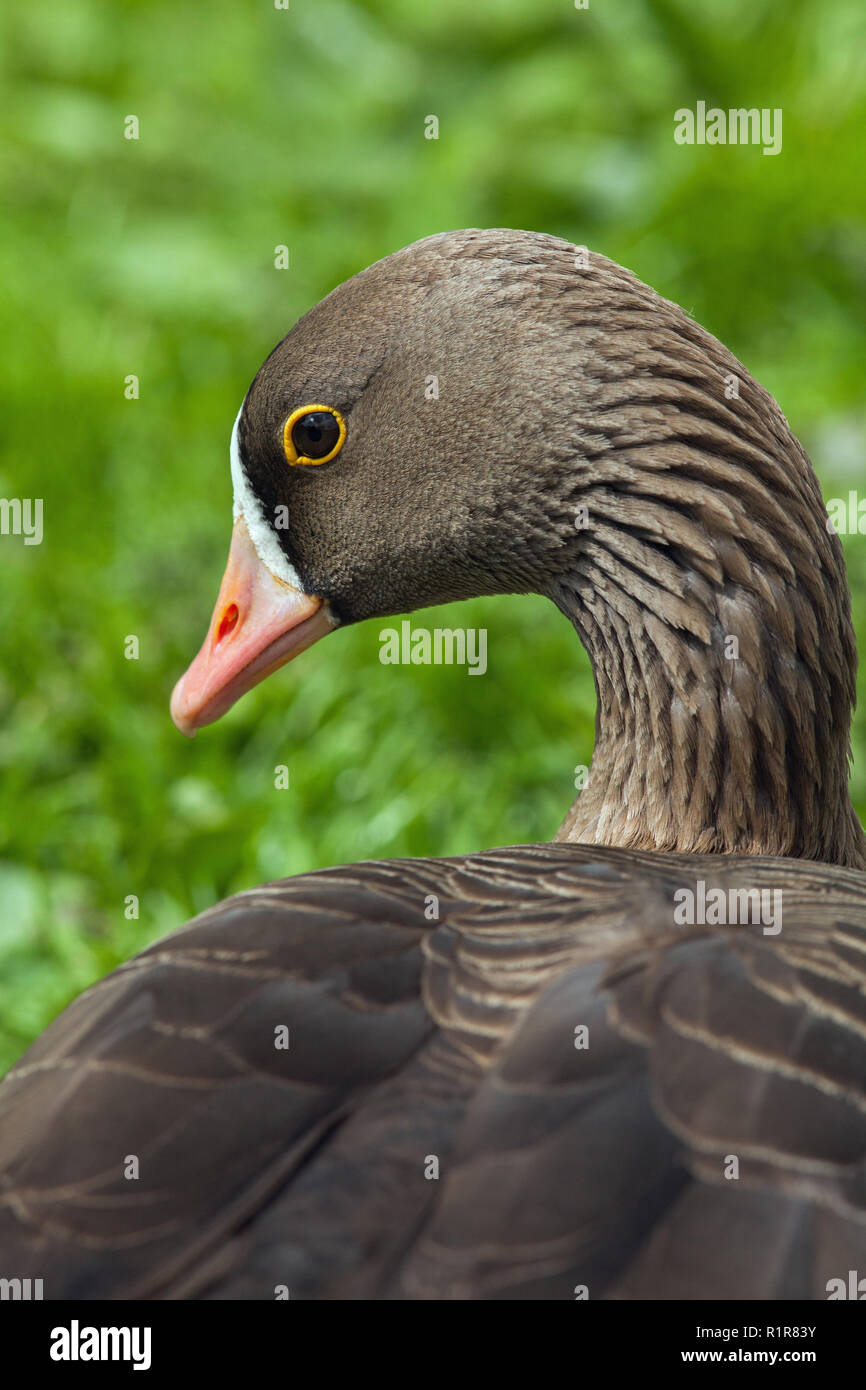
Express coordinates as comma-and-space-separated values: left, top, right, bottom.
229, 404, 304, 590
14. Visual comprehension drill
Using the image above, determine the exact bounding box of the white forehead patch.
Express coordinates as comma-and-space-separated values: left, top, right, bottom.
229, 404, 304, 590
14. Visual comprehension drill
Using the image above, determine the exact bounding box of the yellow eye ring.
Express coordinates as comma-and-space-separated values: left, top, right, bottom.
282, 404, 346, 466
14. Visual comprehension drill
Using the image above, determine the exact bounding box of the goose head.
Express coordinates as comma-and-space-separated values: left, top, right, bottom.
170, 229, 865, 870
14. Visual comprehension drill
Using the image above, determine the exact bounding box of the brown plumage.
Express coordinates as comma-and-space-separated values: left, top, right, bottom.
1, 230, 864, 1299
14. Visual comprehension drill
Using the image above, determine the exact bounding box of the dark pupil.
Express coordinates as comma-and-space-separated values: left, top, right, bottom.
292, 411, 339, 459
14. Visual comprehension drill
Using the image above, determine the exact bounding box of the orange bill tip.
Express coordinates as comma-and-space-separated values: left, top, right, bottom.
170, 518, 335, 736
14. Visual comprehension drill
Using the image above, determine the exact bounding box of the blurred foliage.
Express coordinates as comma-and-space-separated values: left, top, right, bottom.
0, 0, 864, 1071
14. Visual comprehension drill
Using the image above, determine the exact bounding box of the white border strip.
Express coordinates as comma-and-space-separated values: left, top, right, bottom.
229, 404, 304, 590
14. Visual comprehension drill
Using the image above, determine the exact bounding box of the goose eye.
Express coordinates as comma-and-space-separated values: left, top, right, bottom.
283, 405, 346, 466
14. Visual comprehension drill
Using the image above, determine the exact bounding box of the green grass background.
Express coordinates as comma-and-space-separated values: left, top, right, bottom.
1, 0, 864, 1071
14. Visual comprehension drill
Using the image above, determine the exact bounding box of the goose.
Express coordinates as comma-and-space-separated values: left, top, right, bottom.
1, 229, 864, 1301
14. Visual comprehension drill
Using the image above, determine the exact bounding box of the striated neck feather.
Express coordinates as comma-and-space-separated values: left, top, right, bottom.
545, 272, 865, 868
